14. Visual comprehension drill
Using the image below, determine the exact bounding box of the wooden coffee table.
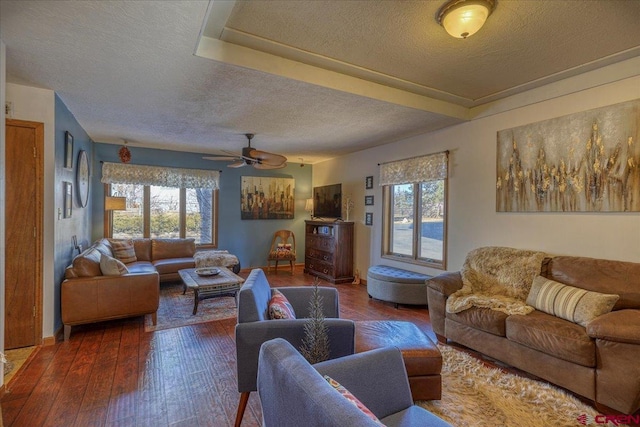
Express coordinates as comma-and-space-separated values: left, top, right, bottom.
179, 267, 245, 315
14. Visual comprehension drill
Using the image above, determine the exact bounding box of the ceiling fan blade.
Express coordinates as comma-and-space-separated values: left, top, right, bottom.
228, 160, 248, 168
202, 156, 240, 161
249, 149, 287, 166
253, 162, 287, 170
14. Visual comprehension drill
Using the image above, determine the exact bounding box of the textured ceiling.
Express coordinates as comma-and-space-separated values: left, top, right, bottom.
1, 1, 639, 163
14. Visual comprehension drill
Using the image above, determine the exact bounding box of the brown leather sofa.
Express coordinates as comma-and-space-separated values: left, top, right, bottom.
61, 238, 197, 340
427, 253, 640, 414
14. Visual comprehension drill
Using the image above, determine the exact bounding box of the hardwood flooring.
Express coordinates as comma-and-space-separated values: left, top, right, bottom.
1, 270, 433, 427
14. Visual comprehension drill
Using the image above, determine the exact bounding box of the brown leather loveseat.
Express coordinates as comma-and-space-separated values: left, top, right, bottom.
427, 247, 640, 414
61, 238, 197, 340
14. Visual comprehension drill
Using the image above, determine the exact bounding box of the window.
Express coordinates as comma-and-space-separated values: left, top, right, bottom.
381, 152, 448, 269
108, 185, 218, 245
102, 163, 219, 246
111, 183, 144, 239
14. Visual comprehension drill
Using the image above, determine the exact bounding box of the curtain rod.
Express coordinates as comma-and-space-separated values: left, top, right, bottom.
377, 150, 449, 166
99, 161, 222, 173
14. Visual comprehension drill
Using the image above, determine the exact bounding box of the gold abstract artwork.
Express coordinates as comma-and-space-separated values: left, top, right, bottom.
497, 99, 640, 212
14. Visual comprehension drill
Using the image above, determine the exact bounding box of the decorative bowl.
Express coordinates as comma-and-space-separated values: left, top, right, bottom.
195, 267, 220, 277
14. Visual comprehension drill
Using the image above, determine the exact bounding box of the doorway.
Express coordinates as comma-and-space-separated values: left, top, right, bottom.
4, 119, 44, 349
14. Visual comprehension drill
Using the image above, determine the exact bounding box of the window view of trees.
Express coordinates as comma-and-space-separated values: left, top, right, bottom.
110, 184, 215, 244
112, 183, 144, 239
385, 179, 446, 267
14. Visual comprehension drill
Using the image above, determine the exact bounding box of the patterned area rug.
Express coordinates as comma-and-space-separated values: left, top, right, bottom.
418, 345, 611, 427
144, 282, 237, 332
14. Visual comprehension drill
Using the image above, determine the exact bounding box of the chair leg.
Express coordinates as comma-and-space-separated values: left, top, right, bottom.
235, 392, 250, 427
290, 260, 294, 274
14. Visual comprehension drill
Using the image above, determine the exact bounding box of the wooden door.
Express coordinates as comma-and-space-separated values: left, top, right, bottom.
5, 119, 43, 349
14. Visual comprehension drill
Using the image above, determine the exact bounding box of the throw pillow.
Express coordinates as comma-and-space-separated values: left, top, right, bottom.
268, 289, 296, 320
99, 253, 129, 276
526, 276, 619, 327
109, 239, 137, 264
323, 375, 384, 425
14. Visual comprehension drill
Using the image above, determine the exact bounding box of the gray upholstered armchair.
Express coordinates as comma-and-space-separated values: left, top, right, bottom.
234, 269, 355, 426
258, 338, 451, 427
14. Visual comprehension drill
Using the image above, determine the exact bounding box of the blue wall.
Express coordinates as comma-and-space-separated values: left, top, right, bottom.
54, 94, 94, 330
91, 143, 313, 269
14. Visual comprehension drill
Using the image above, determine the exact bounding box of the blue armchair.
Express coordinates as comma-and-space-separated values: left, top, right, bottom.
258, 338, 451, 427
234, 269, 355, 426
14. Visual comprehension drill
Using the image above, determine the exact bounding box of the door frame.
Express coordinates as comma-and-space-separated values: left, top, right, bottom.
5, 119, 44, 347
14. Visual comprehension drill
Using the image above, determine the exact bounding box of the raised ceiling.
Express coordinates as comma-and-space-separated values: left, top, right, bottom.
2, 0, 639, 163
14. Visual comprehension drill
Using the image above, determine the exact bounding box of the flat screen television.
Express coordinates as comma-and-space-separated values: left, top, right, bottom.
313, 183, 342, 219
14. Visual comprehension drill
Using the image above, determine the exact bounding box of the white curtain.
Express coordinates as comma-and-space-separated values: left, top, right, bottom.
379, 151, 448, 186
101, 162, 220, 189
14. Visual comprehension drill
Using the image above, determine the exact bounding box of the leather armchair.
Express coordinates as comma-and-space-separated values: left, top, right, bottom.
234, 269, 355, 426
258, 338, 451, 427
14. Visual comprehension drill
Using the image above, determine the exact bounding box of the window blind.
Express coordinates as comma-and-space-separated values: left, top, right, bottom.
379, 151, 448, 186
101, 162, 220, 189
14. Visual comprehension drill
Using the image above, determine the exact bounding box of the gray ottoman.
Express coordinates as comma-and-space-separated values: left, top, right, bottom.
367, 265, 431, 307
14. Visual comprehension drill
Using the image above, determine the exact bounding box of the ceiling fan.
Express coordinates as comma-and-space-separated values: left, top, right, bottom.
203, 133, 287, 169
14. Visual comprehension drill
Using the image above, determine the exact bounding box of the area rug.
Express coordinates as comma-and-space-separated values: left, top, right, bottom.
418, 345, 614, 427
144, 282, 237, 332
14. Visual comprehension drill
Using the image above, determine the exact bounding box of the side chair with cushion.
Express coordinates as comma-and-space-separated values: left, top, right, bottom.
267, 229, 296, 273
234, 268, 355, 427
258, 338, 452, 427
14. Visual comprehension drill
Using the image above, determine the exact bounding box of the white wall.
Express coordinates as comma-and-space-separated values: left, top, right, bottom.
5, 83, 56, 338
314, 65, 640, 278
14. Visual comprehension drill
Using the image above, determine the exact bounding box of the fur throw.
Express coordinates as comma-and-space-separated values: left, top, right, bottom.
446, 247, 547, 315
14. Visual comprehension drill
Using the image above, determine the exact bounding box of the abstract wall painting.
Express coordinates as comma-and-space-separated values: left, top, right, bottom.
240, 176, 295, 219
496, 99, 640, 212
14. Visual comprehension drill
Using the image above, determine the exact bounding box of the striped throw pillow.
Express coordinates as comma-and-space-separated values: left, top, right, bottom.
526, 276, 619, 327
108, 239, 137, 264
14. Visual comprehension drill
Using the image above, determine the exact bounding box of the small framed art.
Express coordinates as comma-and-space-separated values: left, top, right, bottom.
365, 212, 373, 226
65, 131, 74, 169
63, 181, 73, 218
365, 195, 374, 206
365, 176, 373, 189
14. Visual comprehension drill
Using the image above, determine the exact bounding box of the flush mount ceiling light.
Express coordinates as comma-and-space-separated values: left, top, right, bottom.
437, 0, 495, 39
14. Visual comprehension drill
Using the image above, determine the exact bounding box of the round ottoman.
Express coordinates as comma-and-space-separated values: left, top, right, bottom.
367, 265, 430, 307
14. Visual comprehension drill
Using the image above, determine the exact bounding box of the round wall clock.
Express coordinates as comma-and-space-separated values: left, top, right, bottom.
76, 150, 90, 208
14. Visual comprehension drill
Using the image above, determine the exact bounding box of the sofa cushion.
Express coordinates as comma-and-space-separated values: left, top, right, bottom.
527, 276, 619, 327
446, 307, 508, 337
506, 311, 595, 367
152, 238, 196, 260
99, 254, 129, 276
94, 239, 113, 257
545, 256, 640, 310
69, 247, 103, 277
323, 375, 383, 425
133, 238, 152, 261
152, 258, 195, 275
269, 289, 296, 320
126, 261, 157, 274
109, 239, 137, 264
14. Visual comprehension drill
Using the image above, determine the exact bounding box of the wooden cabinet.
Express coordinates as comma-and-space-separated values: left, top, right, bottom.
304, 220, 354, 284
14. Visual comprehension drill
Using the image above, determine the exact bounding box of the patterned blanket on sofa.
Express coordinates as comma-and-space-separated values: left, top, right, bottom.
446, 247, 547, 315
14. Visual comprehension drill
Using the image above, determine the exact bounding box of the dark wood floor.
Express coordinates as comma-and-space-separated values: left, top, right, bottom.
1, 270, 433, 427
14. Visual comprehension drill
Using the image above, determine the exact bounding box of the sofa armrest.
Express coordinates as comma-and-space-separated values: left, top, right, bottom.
236, 318, 355, 392
426, 272, 462, 339
587, 309, 640, 345
314, 346, 413, 419
61, 272, 159, 324
277, 286, 339, 318
426, 272, 463, 296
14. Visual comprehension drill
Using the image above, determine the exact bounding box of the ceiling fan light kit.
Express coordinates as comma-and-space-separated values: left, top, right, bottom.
437, 0, 495, 39
203, 133, 287, 169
